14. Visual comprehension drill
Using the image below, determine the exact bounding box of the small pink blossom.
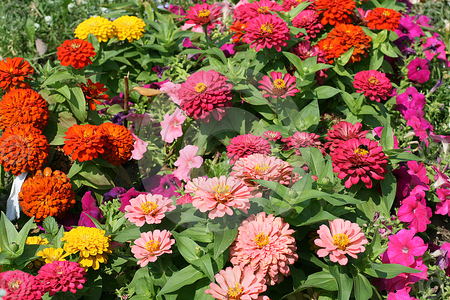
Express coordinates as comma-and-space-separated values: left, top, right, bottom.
173, 145, 203, 182
78, 191, 102, 228
386, 229, 427, 266
130, 126, 148, 160
436, 188, 450, 216
263, 130, 282, 141
160, 81, 182, 105
131, 230, 175, 267
177, 193, 194, 205
397, 193, 431, 232
160, 108, 186, 143
124, 193, 176, 226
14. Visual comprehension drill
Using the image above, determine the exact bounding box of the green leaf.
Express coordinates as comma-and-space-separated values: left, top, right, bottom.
191, 254, 215, 282
337, 47, 354, 65
0, 212, 15, 253
179, 227, 213, 243
42, 70, 74, 86
213, 227, 238, 260
68, 86, 87, 122
283, 51, 305, 75
67, 161, 84, 178
25, 18, 35, 43
78, 163, 113, 188
380, 118, 394, 151
254, 180, 290, 202
288, 1, 311, 20
84, 271, 103, 300
370, 49, 384, 71
354, 273, 373, 300
313, 86, 342, 99
157, 265, 205, 296
364, 262, 421, 279
380, 171, 397, 213
282, 271, 338, 299
173, 233, 200, 263
299, 147, 325, 177
329, 264, 353, 300
42, 216, 59, 235
380, 42, 398, 58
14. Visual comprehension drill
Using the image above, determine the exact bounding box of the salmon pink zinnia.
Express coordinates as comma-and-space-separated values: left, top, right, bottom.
243, 14, 290, 52
131, 230, 175, 267
124, 193, 176, 226
314, 219, 368, 265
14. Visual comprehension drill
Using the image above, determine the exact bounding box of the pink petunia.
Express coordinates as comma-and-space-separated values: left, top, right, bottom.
397, 193, 431, 232
173, 145, 203, 182
160, 81, 182, 105
160, 108, 186, 143
131, 230, 175, 267
130, 126, 148, 160
436, 188, 450, 216
388, 290, 419, 300
407, 58, 430, 84
407, 160, 430, 189
314, 219, 368, 266
432, 164, 450, 189
422, 33, 450, 66
78, 191, 102, 228
386, 229, 427, 266
124, 193, 176, 226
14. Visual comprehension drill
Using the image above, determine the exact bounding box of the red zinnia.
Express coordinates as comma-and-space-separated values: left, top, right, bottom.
57, 39, 96, 69
315, 0, 356, 26
353, 70, 393, 102
99, 122, 135, 166
366, 7, 401, 31
227, 133, 271, 164
292, 9, 323, 40
258, 71, 299, 98
63, 124, 105, 162
325, 121, 368, 151
185, 3, 222, 28
78, 79, 110, 110
331, 138, 388, 189
0, 57, 34, 92
243, 14, 290, 52
234, 0, 283, 23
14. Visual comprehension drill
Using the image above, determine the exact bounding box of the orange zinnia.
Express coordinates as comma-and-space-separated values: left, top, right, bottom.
365, 7, 401, 31
99, 123, 134, 166
0, 125, 49, 176
315, 0, 356, 26
19, 167, 76, 223
63, 124, 105, 162
0, 57, 34, 92
229, 20, 247, 43
57, 39, 96, 69
78, 79, 110, 110
0, 89, 49, 131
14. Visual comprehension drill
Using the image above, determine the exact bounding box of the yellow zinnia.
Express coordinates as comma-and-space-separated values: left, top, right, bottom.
75, 16, 115, 42
37, 247, 68, 264
112, 15, 146, 42
26, 236, 49, 245
61, 226, 112, 270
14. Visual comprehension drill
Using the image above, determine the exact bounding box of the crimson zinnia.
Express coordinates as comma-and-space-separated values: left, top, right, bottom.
0, 57, 34, 92
57, 39, 96, 69
353, 70, 393, 102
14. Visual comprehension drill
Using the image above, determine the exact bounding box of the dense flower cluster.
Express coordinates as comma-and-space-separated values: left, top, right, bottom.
0, 57, 34, 92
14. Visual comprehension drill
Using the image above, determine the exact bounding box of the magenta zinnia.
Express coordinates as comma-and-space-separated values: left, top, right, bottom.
353, 70, 393, 102
243, 14, 290, 52
331, 138, 388, 189
185, 3, 222, 28
258, 71, 299, 98
36, 261, 86, 296
234, 0, 283, 23
227, 133, 271, 164
325, 121, 368, 151
0, 270, 43, 300
124, 193, 176, 227
280, 132, 324, 156
292, 9, 324, 40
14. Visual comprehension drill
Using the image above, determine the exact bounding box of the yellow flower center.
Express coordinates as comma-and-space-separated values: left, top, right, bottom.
141, 201, 158, 214
382, 10, 390, 17
57, 265, 64, 275
333, 233, 350, 251
260, 23, 274, 34
254, 232, 270, 248
227, 283, 243, 299
258, 6, 270, 13
212, 184, 231, 195
145, 239, 160, 253
195, 82, 207, 93
198, 9, 210, 18
9, 280, 21, 291
354, 145, 369, 156
274, 79, 286, 89
368, 76, 379, 85
89, 84, 97, 90
255, 163, 270, 174
71, 43, 81, 49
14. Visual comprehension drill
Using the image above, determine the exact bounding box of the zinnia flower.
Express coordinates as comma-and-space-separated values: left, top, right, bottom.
315, 219, 368, 265
57, 39, 96, 69
230, 212, 298, 285
26, 236, 49, 245
0, 88, 49, 131
366, 7, 401, 31
112, 15, 146, 42
280, 132, 324, 155
131, 230, 175, 267
325, 121, 368, 151
185, 3, 222, 29
436, 188, 450, 216
234, 0, 283, 22
37, 261, 86, 296
258, 71, 299, 98
0, 57, 34, 92
0, 270, 43, 300
263, 130, 282, 141
0, 125, 49, 176
227, 133, 271, 164
173, 145, 203, 182
61, 226, 112, 270
74, 16, 114, 42
397, 193, 432, 233
63, 124, 105, 162
315, 0, 356, 26
353, 70, 393, 102
206, 266, 268, 300
243, 14, 290, 52
386, 229, 427, 266
179, 70, 233, 122
190, 175, 252, 219
36, 247, 68, 264
99, 122, 135, 166
407, 58, 430, 84
19, 167, 76, 223
160, 108, 186, 143
331, 138, 388, 189
292, 9, 323, 40
78, 79, 110, 110
124, 193, 176, 226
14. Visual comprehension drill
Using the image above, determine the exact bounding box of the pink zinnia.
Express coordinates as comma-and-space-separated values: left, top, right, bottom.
234, 0, 283, 22
386, 229, 427, 266
160, 108, 186, 143
397, 193, 432, 232
292, 10, 324, 40
353, 70, 393, 102
205, 266, 269, 300
331, 138, 388, 189
173, 145, 203, 182
314, 219, 368, 266
230, 212, 298, 285
243, 14, 290, 52
131, 230, 175, 267
407, 58, 430, 84
436, 188, 450, 216
0, 270, 43, 300
258, 71, 299, 98
36, 261, 86, 296
124, 193, 176, 226
263, 130, 282, 141
281, 132, 324, 156
178, 70, 233, 122
227, 133, 271, 164
185, 3, 222, 28
190, 175, 252, 219
325, 121, 368, 152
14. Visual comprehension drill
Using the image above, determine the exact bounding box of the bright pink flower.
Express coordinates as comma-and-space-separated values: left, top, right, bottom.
234, 0, 283, 22
191, 175, 252, 219
160, 108, 186, 143
422, 33, 450, 66
160, 81, 182, 105
179, 70, 233, 122
130, 126, 148, 160
406, 160, 430, 188
331, 138, 388, 189
396, 87, 426, 114
436, 188, 450, 216
314, 219, 368, 266
397, 193, 431, 232
406, 116, 433, 142
263, 130, 282, 141
227, 133, 271, 164
230, 212, 298, 285
36, 261, 86, 296
432, 164, 450, 189
353, 70, 393, 102
243, 14, 290, 52
372, 126, 399, 149
177, 193, 194, 205
395, 15, 424, 42
78, 191, 102, 228
407, 58, 430, 84
131, 230, 175, 267
281, 132, 323, 156
292, 10, 323, 40
386, 229, 427, 266
185, 3, 222, 29
168, 4, 186, 16
205, 266, 268, 300
258, 71, 299, 98
388, 290, 419, 300
173, 145, 203, 182
0, 270, 43, 300
119, 188, 149, 213
124, 193, 176, 226
325, 121, 368, 151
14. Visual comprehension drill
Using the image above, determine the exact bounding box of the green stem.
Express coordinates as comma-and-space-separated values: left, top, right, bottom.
203, 25, 210, 49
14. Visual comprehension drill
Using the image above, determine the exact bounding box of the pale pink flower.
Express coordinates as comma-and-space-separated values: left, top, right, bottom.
130, 126, 148, 160
230, 212, 298, 285
173, 145, 203, 182
314, 219, 368, 265
124, 193, 176, 226
191, 175, 252, 219
436, 188, 450, 216
160, 81, 182, 105
131, 230, 175, 267
160, 108, 186, 143
205, 266, 269, 300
